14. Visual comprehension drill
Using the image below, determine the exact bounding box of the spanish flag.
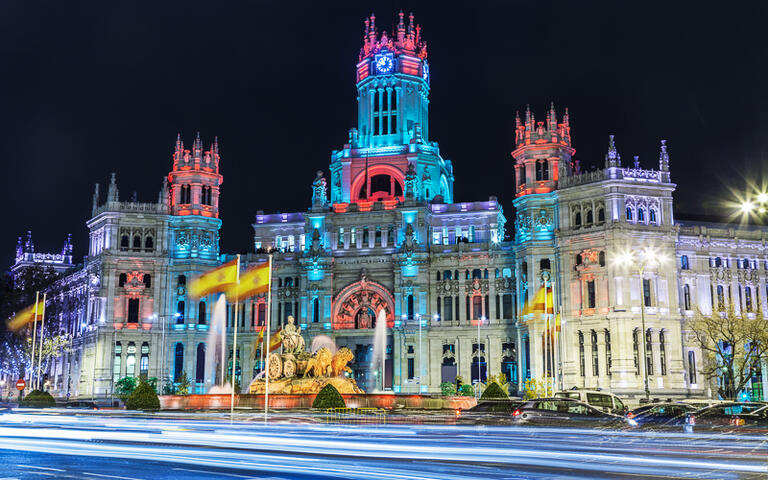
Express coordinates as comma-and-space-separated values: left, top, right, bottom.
251, 327, 265, 359
227, 263, 269, 299
521, 286, 554, 317
189, 259, 239, 298
7, 298, 46, 332
254, 327, 282, 353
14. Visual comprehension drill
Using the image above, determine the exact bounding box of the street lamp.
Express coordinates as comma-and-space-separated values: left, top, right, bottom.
416, 313, 423, 393
474, 315, 486, 398
615, 247, 668, 402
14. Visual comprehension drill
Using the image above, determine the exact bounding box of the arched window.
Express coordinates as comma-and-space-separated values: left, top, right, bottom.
626, 207, 633, 221
645, 329, 654, 375
688, 351, 697, 385
574, 212, 582, 227
174, 343, 184, 382
597, 208, 605, 224
198, 301, 207, 325
591, 330, 599, 377
120, 235, 129, 250
681, 255, 689, 270
638, 208, 645, 223
745, 286, 753, 312
126, 342, 136, 378
483, 269, 489, 279
140, 342, 149, 379
578, 331, 585, 377
113, 342, 122, 383
119, 273, 127, 287
443, 270, 452, 280
649, 209, 657, 224
715, 257, 722, 268
196, 343, 206, 384
407, 295, 414, 319
659, 330, 667, 375
743, 258, 750, 269
176, 301, 185, 323
144, 236, 154, 251
143, 274, 151, 288
454, 269, 458, 280
683, 284, 691, 310
472, 269, 482, 279
586, 210, 594, 225
133, 235, 141, 250
599, 251, 606, 267
716, 285, 725, 309
494, 268, 500, 278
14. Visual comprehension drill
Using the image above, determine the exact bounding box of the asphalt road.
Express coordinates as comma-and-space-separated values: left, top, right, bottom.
0, 410, 766, 479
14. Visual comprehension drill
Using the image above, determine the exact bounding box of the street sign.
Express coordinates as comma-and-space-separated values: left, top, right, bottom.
15, 379, 26, 391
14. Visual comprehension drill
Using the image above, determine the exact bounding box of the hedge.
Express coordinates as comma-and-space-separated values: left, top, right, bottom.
480, 381, 509, 400
20, 389, 56, 408
125, 380, 160, 410
312, 384, 346, 409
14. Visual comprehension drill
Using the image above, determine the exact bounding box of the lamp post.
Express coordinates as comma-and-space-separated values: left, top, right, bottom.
476, 315, 486, 398
616, 247, 667, 403
416, 313, 422, 393
152, 312, 181, 395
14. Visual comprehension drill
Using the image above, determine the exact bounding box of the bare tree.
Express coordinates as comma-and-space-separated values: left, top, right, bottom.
687, 302, 768, 400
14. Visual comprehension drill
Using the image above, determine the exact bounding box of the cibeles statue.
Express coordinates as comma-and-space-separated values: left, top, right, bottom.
281, 315, 305, 354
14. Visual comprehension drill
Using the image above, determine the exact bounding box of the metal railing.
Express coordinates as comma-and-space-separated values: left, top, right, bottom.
324, 407, 387, 425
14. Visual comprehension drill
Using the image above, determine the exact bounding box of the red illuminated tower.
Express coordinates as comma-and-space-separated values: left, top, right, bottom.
168, 133, 222, 218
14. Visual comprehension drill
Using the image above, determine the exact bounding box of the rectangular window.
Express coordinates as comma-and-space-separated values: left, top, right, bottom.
337, 228, 344, 248
432, 229, 441, 245
390, 114, 397, 134
443, 296, 453, 321
591, 331, 599, 377
502, 294, 513, 319
468, 226, 475, 242
587, 280, 596, 309
645, 329, 654, 376
578, 332, 585, 377
442, 227, 449, 245
127, 298, 140, 323
472, 296, 483, 320
688, 351, 697, 384
605, 330, 612, 376
350, 228, 356, 246
407, 357, 415, 379
633, 329, 640, 375
113, 355, 121, 383
374, 116, 380, 135
643, 278, 652, 307
659, 331, 667, 376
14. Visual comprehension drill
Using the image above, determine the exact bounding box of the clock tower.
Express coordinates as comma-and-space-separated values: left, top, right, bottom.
329, 12, 453, 205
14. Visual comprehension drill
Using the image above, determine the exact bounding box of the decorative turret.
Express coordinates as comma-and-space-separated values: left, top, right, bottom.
91, 183, 100, 216
659, 139, 670, 172
511, 104, 575, 197
11, 230, 74, 279
605, 135, 621, 168
167, 133, 223, 218
107, 173, 119, 202
311, 171, 328, 210
354, 12, 431, 148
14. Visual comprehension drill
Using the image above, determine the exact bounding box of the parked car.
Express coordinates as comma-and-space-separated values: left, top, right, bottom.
669, 402, 768, 429
554, 390, 627, 415
457, 400, 525, 424
64, 401, 99, 410
512, 398, 633, 428
627, 403, 697, 426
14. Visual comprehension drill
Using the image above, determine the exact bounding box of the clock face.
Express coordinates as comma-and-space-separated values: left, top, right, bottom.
375, 54, 394, 74
422, 62, 430, 82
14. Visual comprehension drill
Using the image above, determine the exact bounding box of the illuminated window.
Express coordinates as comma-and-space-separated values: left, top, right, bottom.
140, 342, 149, 379
626, 207, 633, 221
350, 228, 356, 246
113, 342, 122, 383
649, 209, 657, 224
338, 228, 344, 248
176, 301, 185, 323
472, 295, 482, 320
638, 208, 645, 222
681, 255, 689, 270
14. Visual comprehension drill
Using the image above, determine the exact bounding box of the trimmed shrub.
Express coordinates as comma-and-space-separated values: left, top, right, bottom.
175, 371, 191, 396
312, 384, 345, 409
20, 389, 55, 408
480, 381, 509, 400
459, 384, 474, 396
115, 376, 138, 400
440, 381, 456, 396
125, 380, 160, 410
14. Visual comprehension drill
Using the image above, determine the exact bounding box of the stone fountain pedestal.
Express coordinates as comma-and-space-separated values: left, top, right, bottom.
248, 376, 364, 395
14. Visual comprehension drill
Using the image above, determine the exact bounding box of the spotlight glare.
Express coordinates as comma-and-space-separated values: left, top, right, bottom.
758, 193, 768, 204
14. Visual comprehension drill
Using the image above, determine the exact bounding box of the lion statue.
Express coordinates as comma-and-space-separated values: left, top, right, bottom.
303, 347, 333, 377
330, 347, 354, 377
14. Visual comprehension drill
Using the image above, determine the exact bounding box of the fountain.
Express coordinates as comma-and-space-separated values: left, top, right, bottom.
205, 295, 228, 392
310, 335, 338, 355
370, 309, 387, 392
248, 316, 364, 395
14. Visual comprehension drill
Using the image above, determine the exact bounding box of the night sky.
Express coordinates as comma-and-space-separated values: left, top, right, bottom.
3, 1, 767, 268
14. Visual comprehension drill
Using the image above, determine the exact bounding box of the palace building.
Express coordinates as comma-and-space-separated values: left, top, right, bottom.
15, 13, 767, 402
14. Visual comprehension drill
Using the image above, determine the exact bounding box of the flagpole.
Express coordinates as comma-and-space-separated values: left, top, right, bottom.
543, 278, 549, 396
230, 255, 241, 422
264, 254, 273, 422
30, 291, 39, 388
36, 293, 47, 390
